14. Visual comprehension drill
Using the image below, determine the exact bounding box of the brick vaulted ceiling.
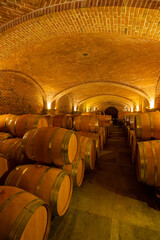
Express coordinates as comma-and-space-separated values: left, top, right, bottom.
1, 0, 160, 111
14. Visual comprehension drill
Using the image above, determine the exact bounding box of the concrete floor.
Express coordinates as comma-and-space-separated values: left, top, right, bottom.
48, 126, 160, 240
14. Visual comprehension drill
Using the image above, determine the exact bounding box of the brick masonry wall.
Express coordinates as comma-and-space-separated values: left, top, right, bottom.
55, 94, 73, 114
0, 71, 45, 114
1, 4, 160, 60
1, 0, 160, 35
1, 1, 160, 112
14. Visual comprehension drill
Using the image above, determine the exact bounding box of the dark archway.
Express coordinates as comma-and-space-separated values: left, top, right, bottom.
105, 107, 118, 124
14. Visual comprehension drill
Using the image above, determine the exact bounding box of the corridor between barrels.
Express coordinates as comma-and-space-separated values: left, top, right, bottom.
49, 126, 160, 240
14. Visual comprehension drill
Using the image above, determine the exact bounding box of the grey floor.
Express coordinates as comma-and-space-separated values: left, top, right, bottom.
48, 126, 160, 240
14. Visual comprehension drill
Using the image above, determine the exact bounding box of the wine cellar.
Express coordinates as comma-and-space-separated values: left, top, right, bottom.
1, 0, 160, 239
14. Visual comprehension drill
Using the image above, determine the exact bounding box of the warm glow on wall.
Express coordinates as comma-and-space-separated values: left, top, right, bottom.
131, 106, 133, 112
136, 105, 139, 111
47, 102, 51, 109
150, 99, 154, 109
74, 105, 77, 111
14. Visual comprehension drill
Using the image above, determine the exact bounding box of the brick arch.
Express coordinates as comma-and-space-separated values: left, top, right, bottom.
90, 102, 125, 112
79, 98, 132, 113
53, 81, 150, 103
0, 69, 47, 114
88, 100, 131, 109
1, 3, 160, 60
78, 94, 136, 108
1, 0, 160, 34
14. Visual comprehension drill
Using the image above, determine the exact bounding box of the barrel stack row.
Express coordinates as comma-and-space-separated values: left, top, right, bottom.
0, 114, 80, 240
0, 112, 113, 239
44, 113, 112, 154
124, 111, 160, 189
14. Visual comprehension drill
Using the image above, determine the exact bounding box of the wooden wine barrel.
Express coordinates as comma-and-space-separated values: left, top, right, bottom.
0, 132, 12, 142
130, 130, 137, 163
135, 112, 160, 140
98, 129, 104, 150
0, 138, 27, 167
99, 122, 111, 136
77, 136, 96, 169
0, 154, 12, 184
22, 127, 78, 166
62, 157, 85, 187
127, 126, 131, 146
98, 115, 112, 123
0, 114, 14, 132
125, 114, 131, 125
0, 186, 51, 240
73, 115, 99, 133
5, 165, 73, 216
125, 125, 130, 140
101, 127, 106, 144
7, 115, 19, 136
8, 114, 48, 138
136, 140, 160, 187
98, 127, 106, 150
81, 112, 96, 116
76, 131, 100, 158
52, 115, 73, 130
5, 114, 18, 135
129, 113, 137, 130
43, 114, 54, 127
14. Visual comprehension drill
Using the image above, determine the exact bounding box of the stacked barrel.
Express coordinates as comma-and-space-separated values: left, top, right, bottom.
135, 111, 160, 188
123, 112, 137, 163
45, 113, 111, 166
124, 111, 160, 189
0, 111, 112, 238
0, 113, 80, 239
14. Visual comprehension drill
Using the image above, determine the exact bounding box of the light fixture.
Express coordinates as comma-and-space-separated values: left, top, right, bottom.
136, 105, 139, 111
47, 102, 51, 110
150, 99, 154, 109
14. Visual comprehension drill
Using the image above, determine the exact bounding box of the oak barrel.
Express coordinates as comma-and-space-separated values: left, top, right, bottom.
52, 115, 73, 130
5, 165, 73, 216
73, 115, 99, 133
129, 113, 137, 130
135, 112, 160, 140
0, 138, 26, 166
0, 154, 12, 184
5, 114, 18, 136
136, 140, 160, 186
76, 131, 100, 158
98, 115, 112, 123
77, 136, 96, 169
0, 132, 12, 142
129, 130, 136, 163
62, 157, 85, 187
131, 130, 137, 163
43, 114, 54, 127
0, 186, 51, 240
98, 127, 106, 150
22, 127, 78, 166
8, 114, 48, 138
81, 112, 96, 115
0, 114, 15, 132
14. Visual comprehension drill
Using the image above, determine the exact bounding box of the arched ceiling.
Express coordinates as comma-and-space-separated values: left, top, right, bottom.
90, 102, 125, 111
78, 95, 134, 110
1, 1, 160, 110
68, 82, 147, 106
